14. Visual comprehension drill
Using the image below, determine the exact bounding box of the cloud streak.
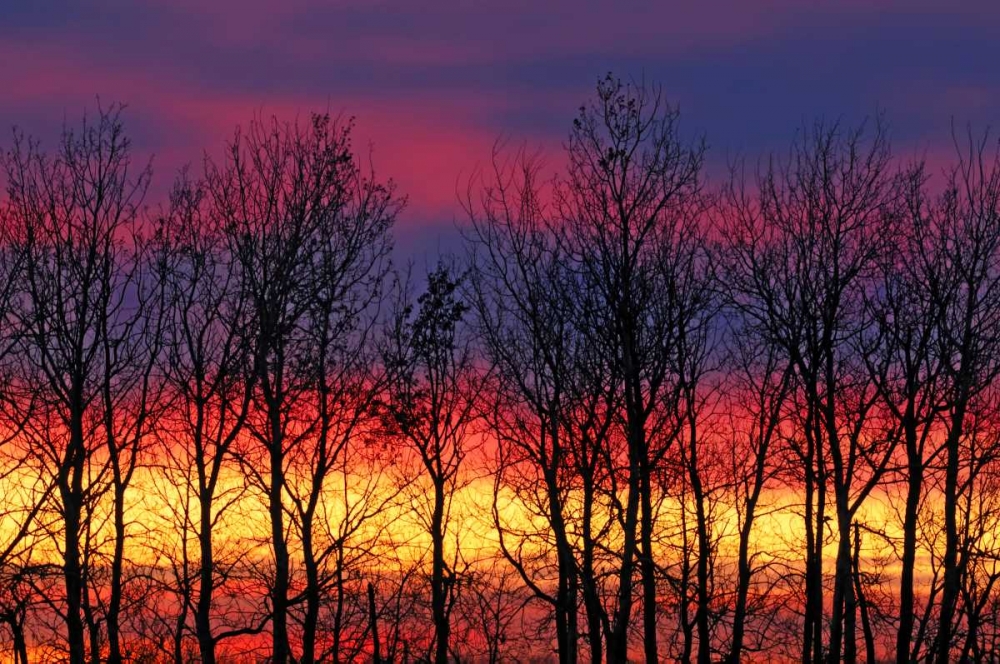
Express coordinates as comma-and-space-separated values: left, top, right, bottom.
1, 1, 997, 238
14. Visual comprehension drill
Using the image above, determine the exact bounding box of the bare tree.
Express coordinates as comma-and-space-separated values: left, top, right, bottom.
2, 106, 154, 664
381, 263, 479, 664
858, 160, 952, 663
210, 113, 348, 662
209, 112, 398, 663
286, 142, 396, 664
465, 147, 587, 663
723, 119, 906, 664
556, 74, 708, 664
953, 413, 1000, 662
467, 75, 711, 663
714, 301, 794, 663
0, 147, 55, 664
149, 172, 266, 664
932, 131, 1000, 663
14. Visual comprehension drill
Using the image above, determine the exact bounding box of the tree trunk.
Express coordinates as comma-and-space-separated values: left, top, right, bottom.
608, 448, 641, 664
11, 619, 28, 664
896, 440, 922, 664
609, 343, 647, 664
581, 482, 603, 664
679, 480, 694, 664
369, 582, 381, 664
853, 524, 876, 664
688, 410, 712, 664
729, 512, 754, 664
106, 483, 126, 664
547, 478, 578, 664
332, 547, 345, 664
801, 418, 825, 664
301, 513, 320, 664
828, 506, 857, 664
269, 404, 291, 664
196, 489, 217, 664
432, 477, 450, 664
64, 410, 87, 664
936, 399, 968, 664
728, 421, 774, 664
639, 461, 660, 664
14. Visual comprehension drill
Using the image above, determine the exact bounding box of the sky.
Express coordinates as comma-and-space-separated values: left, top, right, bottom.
2, 0, 999, 262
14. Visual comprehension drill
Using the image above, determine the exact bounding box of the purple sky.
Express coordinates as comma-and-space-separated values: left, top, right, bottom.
2, 0, 998, 260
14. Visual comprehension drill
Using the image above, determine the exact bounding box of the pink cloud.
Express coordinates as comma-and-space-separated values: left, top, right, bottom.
0, 41, 559, 224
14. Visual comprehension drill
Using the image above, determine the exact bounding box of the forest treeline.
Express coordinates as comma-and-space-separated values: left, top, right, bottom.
1, 75, 999, 663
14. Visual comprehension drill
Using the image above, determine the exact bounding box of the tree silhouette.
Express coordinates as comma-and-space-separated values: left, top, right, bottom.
2, 106, 156, 664
382, 263, 479, 664
1, 77, 1000, 664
